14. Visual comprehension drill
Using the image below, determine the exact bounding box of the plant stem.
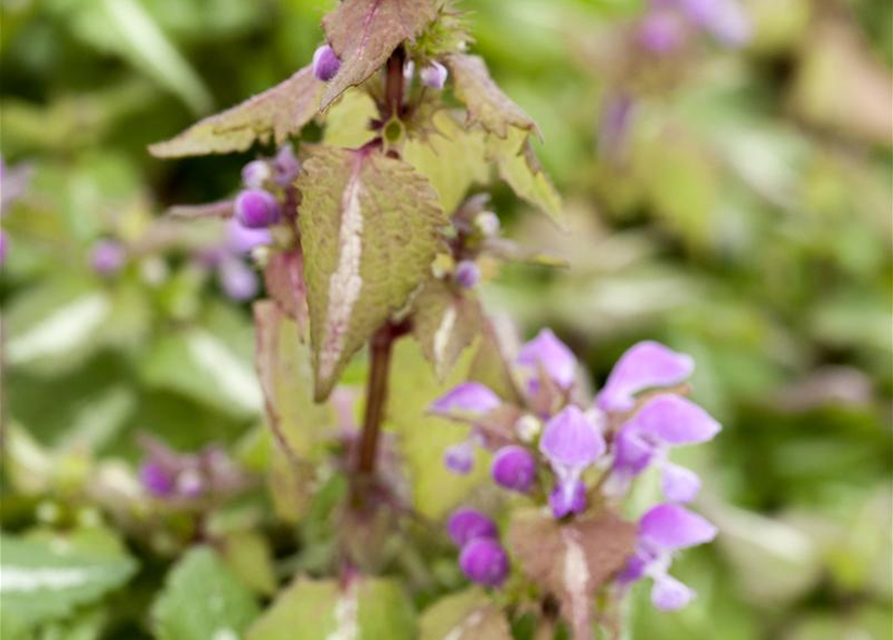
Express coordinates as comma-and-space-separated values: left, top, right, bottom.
385, 46, 405, 119
357, 325, 394, 476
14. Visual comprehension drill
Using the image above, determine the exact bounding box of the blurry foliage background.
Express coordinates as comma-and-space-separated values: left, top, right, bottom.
1, 0, 891, 639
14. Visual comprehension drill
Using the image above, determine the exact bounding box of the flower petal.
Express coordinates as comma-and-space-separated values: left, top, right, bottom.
597, 341, 694, 412
640, 503, 717, 551
540, 405, 606, 469
444, 440, 475, 475
613, 423, 657, 475
517, 328, 577, 389
430, 382, 501, 416
633, 394, 720, 446
661, 462, 701, 503
651, 574, 696, 611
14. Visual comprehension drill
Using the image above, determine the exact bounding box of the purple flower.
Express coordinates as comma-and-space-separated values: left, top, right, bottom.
491, 445, 537, 493
175, 468, 205, 498
539, 406, 605, 518
217, 255, 258, 301
420, 60, 448, 89
631, 394, 720, 446
444, 439, 476, 475
660, 462, 701, 504
90, 240, 126, 275
599, 92, 637, 162
140, 461, 175, 497
639, 9, 687, 54
234, 189, 281, 229
430, 382, 501, 417
226, 218, 272, 254
619, 503, 716, 611
681, 0, 751, 47
447, 508, 499, 547
517, 329, 578, 390
312, 44, 341, 82
241, 160, 271, 189
454, 260, 481, 289
272, 144, 300, 187
596, 341, 694, 412
459, 537, 509, 587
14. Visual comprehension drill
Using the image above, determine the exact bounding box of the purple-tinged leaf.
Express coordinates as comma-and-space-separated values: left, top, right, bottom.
321, 0, 437, 109
263, 250, 309, 335
412, 279, 483, 380
149, 65, 322, 158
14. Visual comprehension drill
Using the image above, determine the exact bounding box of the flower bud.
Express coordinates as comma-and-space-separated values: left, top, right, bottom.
474, 211, 500, 237
454, 260, 480, 289
514, 414, 541, 442
234, 189, 281, 229
491, 445, 536, 493
140, 461, 175, 497
444, 440, 475, 475
459, 538, 509, 587
447, 508, 499, 547
241, 160, 271, 189
272, 144, 300, 187
312, 44, 341, 82
420, 60, 448, 89
90, 240, 126, 275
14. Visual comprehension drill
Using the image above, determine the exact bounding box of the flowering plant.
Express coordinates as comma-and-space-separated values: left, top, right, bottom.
144, 0, 720, 636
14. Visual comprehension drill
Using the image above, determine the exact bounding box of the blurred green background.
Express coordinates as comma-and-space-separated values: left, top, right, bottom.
1, 1, 891, 639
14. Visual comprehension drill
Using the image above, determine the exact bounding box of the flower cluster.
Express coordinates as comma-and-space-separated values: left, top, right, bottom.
433, 329, 720, 608
447, 508, 509, 587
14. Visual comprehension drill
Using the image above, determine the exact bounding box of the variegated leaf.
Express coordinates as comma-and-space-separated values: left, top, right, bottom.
446, 53, 536, 138
149, 65, 322, 157
297, 145, 447, 400
488, 127, 563, 225
412, 278, 483, 380
321, 0, 437, 109
263, 249, 310, 336
419, 588, 511, 640
509, 510, 637, 640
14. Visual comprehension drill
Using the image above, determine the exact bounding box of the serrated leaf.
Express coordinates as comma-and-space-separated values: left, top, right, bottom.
152, 547, 259, 640
0, 532, 137, 636
509, 510, 637, 640
149, 65, 322, 157
445, 54, 536, 139
297, 145, 447, 401
322, 89, 379, 149
246, 576, 415, 640
488, 127, 563, 225
321, 0, 437, 109
263, 249, 310, 336
412, 279, 483, 380
419, 588, 511, 640
404, 110, 490, 213
388, 339, 489, 518
221, 531, 278, 596
254, 301, 335, 459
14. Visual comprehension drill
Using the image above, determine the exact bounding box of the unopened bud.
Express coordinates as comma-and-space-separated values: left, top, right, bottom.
312, 44, 341, 82
420, 60, 448, 89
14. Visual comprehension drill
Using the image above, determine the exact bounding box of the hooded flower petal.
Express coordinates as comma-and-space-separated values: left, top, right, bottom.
639, 504, 717, 552
597, 341, 694, 412
651, 574, 696, 611
430, 382, 501, 417
540, 405, 605, 470
517, 329, 578, 389
613, 423, 657, 475
632, 394, 720, 446
661, 462, 701, 503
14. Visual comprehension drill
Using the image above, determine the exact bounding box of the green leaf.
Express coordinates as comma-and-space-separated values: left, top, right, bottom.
445, 54, 536, 138
419, 588, 511, 640
0, 532, 137, 637
297, 145, 447, 400
488, 127, 563, 225
152, 547, 259, 640
149, 65, 322, 157
253, 301, 336, 459
247, 577, 416, 640
321, 0, 437, 109
322, 89, 379, 149
388, 339, 490, 519
508, 510, 637, 640
220, 531, 278, 596
412, 279, 483, 380
404, 110, 490, 214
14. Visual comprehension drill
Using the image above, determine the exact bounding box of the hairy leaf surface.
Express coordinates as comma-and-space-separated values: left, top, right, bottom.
297, 145, 446, 400
412, 278, 483, 380
509, 510, 637, 640
149, 65, 322, 157
419, 588, 511, 640
321, 0, 436, 109
445, 54, 536, 138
